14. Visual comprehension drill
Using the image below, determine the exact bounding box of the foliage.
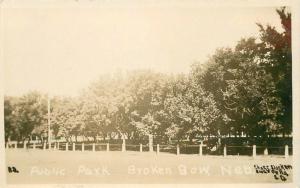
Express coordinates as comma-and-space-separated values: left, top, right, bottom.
4, 8, 292, 145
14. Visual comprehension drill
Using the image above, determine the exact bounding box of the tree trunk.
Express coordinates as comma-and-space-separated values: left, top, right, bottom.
64, 136, 69, 143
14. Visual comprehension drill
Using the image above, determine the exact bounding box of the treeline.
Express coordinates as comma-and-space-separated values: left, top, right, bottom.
4, 8, 291, 145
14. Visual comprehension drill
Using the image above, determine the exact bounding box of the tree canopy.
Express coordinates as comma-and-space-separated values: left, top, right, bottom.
4, 7, 292, 145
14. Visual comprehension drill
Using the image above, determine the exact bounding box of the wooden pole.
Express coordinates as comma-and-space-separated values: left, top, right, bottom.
122, 135, 126, 152
122, 143, 126, 152
285, 145, 289, 158
149, 134, 153, 152
264, 148, 268, 156
47, 95, 51, 148
253, 145, 256, 158
199, 144, 203, 156
106, 143, 110, 152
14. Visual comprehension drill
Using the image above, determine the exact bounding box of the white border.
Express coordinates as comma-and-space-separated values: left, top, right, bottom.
0, 0, 299, 188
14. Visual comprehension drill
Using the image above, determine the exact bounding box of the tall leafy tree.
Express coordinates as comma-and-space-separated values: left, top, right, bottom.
257, 7, 292, 136
51, 97, 83, 143
12, 92, 47, 143
4, 96, 19, 142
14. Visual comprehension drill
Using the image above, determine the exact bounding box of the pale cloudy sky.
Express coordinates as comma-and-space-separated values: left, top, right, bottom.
1, 2, 284, 96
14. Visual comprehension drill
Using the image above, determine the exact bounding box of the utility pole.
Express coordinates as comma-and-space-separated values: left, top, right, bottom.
48, 94, 51, 145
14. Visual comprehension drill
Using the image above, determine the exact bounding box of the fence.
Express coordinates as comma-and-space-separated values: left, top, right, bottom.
5, 142, 291, 158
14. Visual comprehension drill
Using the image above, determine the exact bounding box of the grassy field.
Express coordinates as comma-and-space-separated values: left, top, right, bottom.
5, 149, 293, 184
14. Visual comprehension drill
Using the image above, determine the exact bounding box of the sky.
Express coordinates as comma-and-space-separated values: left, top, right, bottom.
1, 2, 284, 96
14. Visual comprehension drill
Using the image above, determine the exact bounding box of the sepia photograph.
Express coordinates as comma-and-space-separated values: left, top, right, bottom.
0, 0, 298, 186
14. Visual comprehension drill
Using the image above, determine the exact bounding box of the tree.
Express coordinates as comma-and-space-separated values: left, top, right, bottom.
126, 70, 170, 142
82, 72, 133, 142
165, 74, 220, 143
257, 7, 292, 136
190, 7, 292, 144
11, 92, 47, 143
4, 96, 19, 142
51, 97, 83, 143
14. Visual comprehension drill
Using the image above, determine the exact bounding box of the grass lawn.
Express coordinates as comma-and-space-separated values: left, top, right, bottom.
5, 149, 293, 184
